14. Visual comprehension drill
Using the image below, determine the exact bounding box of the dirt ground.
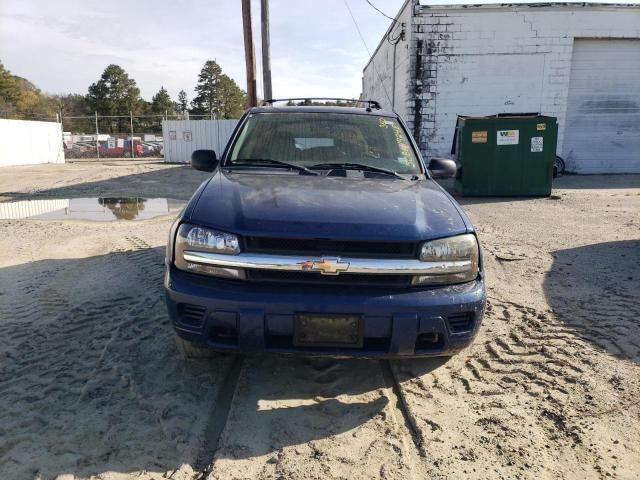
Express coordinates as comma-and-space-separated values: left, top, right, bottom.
0, 161, 638, 480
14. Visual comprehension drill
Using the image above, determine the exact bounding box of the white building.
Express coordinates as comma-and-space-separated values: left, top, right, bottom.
362, 1, 640, 173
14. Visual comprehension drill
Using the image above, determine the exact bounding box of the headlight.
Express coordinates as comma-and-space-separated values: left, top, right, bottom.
412, 234, 479, 286
174, 224, 245, 279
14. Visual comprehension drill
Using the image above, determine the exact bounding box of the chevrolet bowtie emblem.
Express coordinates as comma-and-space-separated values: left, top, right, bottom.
299, 257, 350, 275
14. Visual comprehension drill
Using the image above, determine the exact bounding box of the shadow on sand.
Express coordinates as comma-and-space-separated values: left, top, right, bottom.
543, 240, 640, 363
210, 353, 448, 462
1, 164, 210, 201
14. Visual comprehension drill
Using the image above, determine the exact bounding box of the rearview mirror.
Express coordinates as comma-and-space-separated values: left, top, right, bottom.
427, 157, 457, 179
191, 149, 218, 172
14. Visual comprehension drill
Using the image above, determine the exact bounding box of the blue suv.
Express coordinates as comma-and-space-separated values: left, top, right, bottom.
165, 100, 485, 358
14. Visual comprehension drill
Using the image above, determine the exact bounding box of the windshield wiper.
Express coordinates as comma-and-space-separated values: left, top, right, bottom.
227, 158, 318, 175
309, 162, 407, 180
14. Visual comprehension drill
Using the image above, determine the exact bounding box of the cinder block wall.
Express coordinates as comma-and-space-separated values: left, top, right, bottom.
363, 4, 640, 159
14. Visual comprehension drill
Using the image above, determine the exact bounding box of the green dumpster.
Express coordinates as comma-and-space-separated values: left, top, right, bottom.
452, 113, 558, 196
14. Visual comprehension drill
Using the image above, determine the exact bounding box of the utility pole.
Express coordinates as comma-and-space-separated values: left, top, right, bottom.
261, 0, 273, 101
242, 0, 258, 107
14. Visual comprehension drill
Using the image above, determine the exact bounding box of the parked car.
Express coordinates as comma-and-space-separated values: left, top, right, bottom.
164, 100, 486, 359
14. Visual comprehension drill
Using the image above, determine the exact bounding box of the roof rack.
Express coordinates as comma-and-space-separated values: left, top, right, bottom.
262, 98, 382, 110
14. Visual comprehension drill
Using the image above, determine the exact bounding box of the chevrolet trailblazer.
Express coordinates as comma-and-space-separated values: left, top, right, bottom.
164, 99, 485, 358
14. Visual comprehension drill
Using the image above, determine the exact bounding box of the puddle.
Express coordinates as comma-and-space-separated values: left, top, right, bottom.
0, 197, 185, 221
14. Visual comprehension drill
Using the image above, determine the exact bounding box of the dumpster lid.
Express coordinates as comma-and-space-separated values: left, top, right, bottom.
458, 112, 541, 120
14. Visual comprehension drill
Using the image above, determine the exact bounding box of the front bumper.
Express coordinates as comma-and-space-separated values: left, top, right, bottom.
165, 266, 486, 358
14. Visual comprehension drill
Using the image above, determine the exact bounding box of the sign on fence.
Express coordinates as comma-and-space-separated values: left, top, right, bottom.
162, 119, 238, 163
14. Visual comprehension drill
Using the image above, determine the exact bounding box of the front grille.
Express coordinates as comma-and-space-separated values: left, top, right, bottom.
247, 270, 411, 287
244, 236, 416, 258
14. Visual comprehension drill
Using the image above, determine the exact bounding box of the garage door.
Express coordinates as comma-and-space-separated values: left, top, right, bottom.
563, 39, 640, 173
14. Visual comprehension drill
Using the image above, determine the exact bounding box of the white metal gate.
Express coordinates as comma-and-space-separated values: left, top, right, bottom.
162, 119, 239, 163
563, 39, 640, 173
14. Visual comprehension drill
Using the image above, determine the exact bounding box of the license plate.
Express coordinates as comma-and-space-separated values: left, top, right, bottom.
294, 313, 363, 348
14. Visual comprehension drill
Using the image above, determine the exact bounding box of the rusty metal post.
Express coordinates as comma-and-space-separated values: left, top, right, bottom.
261, 0, 273, 101
242, 0, 258, 107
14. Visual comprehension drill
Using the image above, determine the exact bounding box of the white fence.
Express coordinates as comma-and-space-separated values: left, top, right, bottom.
0, 119, 65, 167
0, 198, 184, 221
0, 199, 69, 219
162, 119, 239, 163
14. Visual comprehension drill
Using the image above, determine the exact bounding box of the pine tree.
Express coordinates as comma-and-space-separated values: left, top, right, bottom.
190, 60, 222, 117
177, 90, 188, 115
86, 64, 142, 115
217, 74, 246, 119
151, 86, 175, 115
190, 60, 246, 118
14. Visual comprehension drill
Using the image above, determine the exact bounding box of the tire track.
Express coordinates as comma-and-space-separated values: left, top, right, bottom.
0, 234, 233, 479
0, 265, 70, 327
207, 357, 430, 480
195, 355, 244, 478
381, 360, 428, 458
452, 299, 595, 404
390, 294, 640, 479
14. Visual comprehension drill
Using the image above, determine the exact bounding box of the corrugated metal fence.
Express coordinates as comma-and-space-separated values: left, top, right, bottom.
0, 119, 64, 167
162, 119, 239, 163
0, 199, 69, 219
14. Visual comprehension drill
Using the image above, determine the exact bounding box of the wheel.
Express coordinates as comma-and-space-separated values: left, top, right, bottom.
175, 334, 218, 359
554, 155, 566, 175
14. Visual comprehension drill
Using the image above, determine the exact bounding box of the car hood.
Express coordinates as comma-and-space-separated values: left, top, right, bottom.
189, 171, 469, 241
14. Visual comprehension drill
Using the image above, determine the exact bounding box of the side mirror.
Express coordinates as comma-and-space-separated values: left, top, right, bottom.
191, 149, 218, 172
427, 157, 457, 179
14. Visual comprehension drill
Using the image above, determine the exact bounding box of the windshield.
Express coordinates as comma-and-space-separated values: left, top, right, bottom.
227, 112, 422, 174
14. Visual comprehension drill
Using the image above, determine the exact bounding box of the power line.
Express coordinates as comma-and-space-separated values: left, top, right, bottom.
387, 21, 404, 45
343, 0, 373, 58
342, 0, 393, 108
364, 0, 403, 44
365, 0, 396, 23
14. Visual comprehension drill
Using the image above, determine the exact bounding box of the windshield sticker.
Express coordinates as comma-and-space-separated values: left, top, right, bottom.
497, 130, 519, 145
391, 122, 412, 166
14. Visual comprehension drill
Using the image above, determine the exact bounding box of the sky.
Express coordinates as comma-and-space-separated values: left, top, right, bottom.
0, 0, 406, 101
1, 0, 637, 102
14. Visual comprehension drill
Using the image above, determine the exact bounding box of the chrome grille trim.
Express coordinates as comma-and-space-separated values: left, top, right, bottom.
183, 251, 471, 276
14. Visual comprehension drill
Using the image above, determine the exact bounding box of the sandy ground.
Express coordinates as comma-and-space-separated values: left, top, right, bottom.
0, 161, 638, 480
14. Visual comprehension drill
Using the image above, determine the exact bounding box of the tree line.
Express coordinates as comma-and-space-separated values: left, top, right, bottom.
0, 60, 246, 133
